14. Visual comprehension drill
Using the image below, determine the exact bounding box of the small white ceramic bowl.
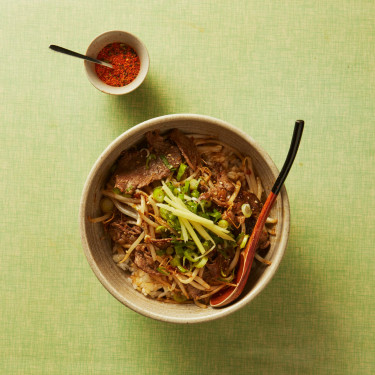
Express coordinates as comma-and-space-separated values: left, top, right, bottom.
85, 30, 149, 95
79, 114, 290, 323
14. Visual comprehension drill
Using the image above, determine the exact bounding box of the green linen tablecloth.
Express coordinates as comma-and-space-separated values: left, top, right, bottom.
1, 1, 374, 374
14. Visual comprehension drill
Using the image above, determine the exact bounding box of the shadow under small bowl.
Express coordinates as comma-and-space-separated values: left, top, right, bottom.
79, 114, 290, 323
85, 30, 149, 95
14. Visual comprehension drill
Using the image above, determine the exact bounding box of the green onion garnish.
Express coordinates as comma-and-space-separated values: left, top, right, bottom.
241, 203, 252, 218
145, 153, 156, 169
153, 187, 165, 203
240, 234, 249, 249
160, 155, 175, 170
176, 163, 187, 181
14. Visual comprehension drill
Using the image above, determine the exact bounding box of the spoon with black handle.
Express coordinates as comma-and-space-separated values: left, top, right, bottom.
49, 45, 113, 69
210, 120, 304, 307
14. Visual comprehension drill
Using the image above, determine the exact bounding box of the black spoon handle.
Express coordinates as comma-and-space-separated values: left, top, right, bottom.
271, 120, 304, 195
49, 45, 112, 68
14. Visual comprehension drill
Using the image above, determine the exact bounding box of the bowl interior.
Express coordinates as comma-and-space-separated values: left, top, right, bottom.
85, 30, 149, 95
80, 115, 289, 323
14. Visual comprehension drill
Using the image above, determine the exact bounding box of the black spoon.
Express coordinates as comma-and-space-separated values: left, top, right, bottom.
49, 45, 113, 69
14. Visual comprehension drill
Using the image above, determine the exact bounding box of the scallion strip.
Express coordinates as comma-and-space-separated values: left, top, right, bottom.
160, 155, 174, 170
194, 256, 208, 268
145, 153, 156, 169
176, 163, 187, 181
241, 203, 252, 218
240, 234, 249, 249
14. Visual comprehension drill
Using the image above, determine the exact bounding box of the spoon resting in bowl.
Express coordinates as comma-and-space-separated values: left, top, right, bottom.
210, 120, 304, 307
49, 45, 113, 69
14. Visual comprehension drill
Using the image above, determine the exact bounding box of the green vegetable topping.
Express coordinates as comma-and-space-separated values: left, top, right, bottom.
200, 199, 211, 209
189, 178, 199, 190
172, 293, 187, 303
100, 197, 114, 213
156, 249, 166, 256
183, 180, 190, 194
186, 201, 198, 214
194, 256, 208, 268
155, 225, 167, 234
153, 187, 165, 203
113, 187, 121, 195
145, 153, 156, 169
218, 219, 229, 229
241, 203, 252, 218
176, 163, 187, 181
157, 266, 170, 275
160, 207, 170, 220
209, 209, 222, 222
170, 256, 187, 272
183, 249, 199, 263
240, 234, 249, 249
178, 193, 185, 201
191, 189, 200, 198
160, 155, 175, 171
203, 240, 211, 250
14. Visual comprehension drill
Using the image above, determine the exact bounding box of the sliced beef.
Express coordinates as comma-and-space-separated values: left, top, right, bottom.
247, 193, 262, 218
133, 247, 159, 276
145, 237, 173, 249
232, 191, 262, 218
114, 149, 148, 193
200, 189, 229, 207
216, 170, 235, 193
169, 129, 201, 170
108, 217, 142, 245
204, 261, 221, 282
198, 164, 234, 207
114, 131, 181, 193
146, 131, 181, 168
203, 254, 232, 283
185, 284, 204, 299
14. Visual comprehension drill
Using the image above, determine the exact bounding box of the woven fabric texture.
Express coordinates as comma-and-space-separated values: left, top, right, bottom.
1, 1, 374, 374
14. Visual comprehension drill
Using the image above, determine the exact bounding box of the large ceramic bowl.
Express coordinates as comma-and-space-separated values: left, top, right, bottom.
79, 114, 290, 323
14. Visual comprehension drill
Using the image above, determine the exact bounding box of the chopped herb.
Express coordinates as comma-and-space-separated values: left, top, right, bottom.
183, 180, 190, 194
157, 266, 170, 275
190, 178, 200, 190
153, 187, 165, 203
240, 234, 249, 249
191, 190, 200, 199
145, 153, 156, 169
194, 256, 208, 268
160, 155, 175, 171
176, 163, 187, 181
155, 225, 167, 234
170, 256, 187, 272
172, 293, 187, 303
209, 209, 222, 222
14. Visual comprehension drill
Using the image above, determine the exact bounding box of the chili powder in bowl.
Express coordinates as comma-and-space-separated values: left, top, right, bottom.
85, 31, 149, 95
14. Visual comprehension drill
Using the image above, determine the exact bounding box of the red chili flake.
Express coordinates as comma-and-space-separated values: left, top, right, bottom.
95, 42, 141, 87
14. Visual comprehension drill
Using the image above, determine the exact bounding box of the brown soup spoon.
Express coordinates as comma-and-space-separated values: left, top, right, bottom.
210, 120, 304, 307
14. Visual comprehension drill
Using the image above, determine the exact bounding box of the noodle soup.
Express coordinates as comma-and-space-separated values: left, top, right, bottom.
90, 129, 276, 307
